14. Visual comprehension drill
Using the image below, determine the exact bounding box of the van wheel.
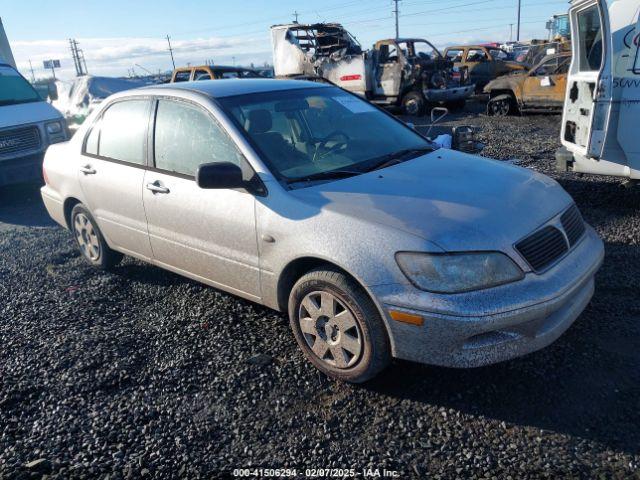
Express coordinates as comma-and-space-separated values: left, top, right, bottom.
71, 204, 123, 270
488, 94, 516, 116
401, 91, 426, 116
288, 268, 391, 383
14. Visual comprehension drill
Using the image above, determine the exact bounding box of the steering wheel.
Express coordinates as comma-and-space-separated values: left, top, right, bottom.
316, 130, 350, 159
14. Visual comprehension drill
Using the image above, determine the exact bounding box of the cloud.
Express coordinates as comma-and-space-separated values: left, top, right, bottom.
13, 34, 273, 79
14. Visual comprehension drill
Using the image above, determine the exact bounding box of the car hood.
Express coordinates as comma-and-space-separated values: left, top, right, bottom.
0, 101, 63, 129
288, 149, 573, 252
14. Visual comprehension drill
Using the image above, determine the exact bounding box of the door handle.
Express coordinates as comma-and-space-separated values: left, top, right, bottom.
146, 181, 170, 194
80, 165, 96, 175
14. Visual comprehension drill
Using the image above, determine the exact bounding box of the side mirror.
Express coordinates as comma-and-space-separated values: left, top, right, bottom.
196, 162, 244, 190
48, 83, 58, 101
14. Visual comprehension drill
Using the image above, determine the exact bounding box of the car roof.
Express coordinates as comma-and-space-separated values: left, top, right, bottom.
174, 65, 256, 72
140, 78, 332, 98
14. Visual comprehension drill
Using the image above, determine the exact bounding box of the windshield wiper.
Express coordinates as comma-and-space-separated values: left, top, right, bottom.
286, 169, 362, 185
364, 146, 434, 172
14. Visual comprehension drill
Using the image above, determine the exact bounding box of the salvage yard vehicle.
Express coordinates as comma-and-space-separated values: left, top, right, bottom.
485, 52, 572, 115
0, 62, 68, 187
171, 65, 263, 82
41, 79, 604, 382
444, 45, 525, 91
271, 23, 474, 115
556, 0, 640, 184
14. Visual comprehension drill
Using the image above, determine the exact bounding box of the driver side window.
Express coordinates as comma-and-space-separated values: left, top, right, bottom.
535, 58, 559, 76
153, 99, 242, 177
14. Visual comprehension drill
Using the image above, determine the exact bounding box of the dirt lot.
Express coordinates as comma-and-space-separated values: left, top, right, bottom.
1, 102, 639, 479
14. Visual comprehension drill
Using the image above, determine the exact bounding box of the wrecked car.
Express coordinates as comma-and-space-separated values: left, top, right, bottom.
444, 45, 525, 91
171, 65, 263, 82
271, 23, 474, 115
484, 51, 571, 115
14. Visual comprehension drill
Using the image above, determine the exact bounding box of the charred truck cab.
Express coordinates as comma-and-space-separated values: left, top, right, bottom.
271, 23, 474, 116
557, 0, 640, 183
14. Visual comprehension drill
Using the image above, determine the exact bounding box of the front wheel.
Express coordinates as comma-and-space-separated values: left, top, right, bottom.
401, 91, 426, 116
71, 204, 123, 269
487, 93, 517, 116
288, 268, 391, 383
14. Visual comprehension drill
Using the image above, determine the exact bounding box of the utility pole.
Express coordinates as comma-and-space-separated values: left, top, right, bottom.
393, 0, 401, 39
69, 39, 88, 76
509, 23, 514, 42
28, 59, 35, 82
516, 0, 521, 41
293, 10, 299, 23
166, 35, 176, 70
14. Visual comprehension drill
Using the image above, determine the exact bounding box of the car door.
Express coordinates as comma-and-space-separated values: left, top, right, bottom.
142, 97, 261, 300
522, 56, 567, 108
374, 43, 403, 97
78, 98, 154, 260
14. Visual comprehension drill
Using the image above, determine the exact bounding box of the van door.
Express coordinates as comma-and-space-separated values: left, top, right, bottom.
561, 1, 606, 157
616, 10, 640, 174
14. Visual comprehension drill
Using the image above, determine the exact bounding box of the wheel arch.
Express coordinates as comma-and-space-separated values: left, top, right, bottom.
63, 197, 83, 230
276, 255, 396, 354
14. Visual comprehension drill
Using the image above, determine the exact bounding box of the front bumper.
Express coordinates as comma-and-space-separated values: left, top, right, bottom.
423, 84, 475, 102
370, 226, 604, 368
0, 153, 45, 187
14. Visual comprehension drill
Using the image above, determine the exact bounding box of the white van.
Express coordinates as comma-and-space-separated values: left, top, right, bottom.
557, 0, 640, 184
0, 63, 68, 186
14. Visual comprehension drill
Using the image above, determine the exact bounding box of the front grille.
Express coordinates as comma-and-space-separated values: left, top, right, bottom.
0, 126, 42, 158
516, 225, 569, 272
561, 204, 586, 247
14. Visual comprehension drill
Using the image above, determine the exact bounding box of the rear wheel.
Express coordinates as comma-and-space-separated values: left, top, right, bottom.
71, 204, 123, 270
487, 93, 516, 116
401, 91, 426, 116
288, 268, 390, 383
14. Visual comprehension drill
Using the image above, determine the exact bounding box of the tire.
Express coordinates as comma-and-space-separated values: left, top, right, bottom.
70, 204, 123, 270
288, 267, 391, 383
487, 93, 517, 116
446, 99, 466, 112
401, 91, 426, 116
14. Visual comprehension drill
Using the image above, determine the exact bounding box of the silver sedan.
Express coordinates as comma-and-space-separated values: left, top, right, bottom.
41, 79, 604, 382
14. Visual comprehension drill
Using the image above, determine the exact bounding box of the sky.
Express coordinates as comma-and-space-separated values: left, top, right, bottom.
2, 0, 571, 80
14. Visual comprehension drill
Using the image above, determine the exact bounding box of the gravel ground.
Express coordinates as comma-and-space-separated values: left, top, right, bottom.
1, 101, 639, 479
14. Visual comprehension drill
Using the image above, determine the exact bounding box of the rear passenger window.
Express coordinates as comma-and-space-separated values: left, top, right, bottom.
98, 100, 149, 165
154, 100, 243, 177
84, 121, 100, 155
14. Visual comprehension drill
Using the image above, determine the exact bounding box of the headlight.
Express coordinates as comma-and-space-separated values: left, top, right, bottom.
395, 251, 524, 293
46, 121, 63, 135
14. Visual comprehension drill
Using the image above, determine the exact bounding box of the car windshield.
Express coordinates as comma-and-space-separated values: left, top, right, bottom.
219, 87, 434, 185
0, 65, 42, 106
405, 40, 441, 60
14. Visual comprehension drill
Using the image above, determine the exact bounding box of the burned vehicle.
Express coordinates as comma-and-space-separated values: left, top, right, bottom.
484, 51, 571, 115
271, 23, 474, 115
444, 45, 525, 91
